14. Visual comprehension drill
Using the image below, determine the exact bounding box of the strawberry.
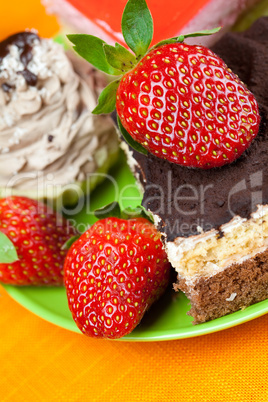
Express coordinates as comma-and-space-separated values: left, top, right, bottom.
116, 43, 260, 168
0, 196, 77, 286
64, 204, 170, 338
68, 0, 260, 169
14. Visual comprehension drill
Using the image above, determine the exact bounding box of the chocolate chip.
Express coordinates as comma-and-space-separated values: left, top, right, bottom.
20, 44, 33, 67
0, 32, 39, 64
48, 135, 54, 142
1, 83, 14, 92
17, 69, 37, 86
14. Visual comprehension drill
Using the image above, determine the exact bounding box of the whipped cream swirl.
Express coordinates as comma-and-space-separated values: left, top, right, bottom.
0, 33, 118, 191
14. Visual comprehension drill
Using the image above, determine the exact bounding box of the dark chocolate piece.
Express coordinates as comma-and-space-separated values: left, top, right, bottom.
17, 69, 38, 86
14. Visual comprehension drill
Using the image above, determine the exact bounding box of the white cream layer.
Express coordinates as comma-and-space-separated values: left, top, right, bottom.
157, 205, 268, 285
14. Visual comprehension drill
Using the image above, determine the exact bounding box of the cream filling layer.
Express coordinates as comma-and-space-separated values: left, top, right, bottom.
163, 205, 268, 284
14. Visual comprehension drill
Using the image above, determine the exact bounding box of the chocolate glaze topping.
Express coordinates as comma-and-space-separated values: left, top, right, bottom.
133, 18, 268, 241
0, 31, 39, 87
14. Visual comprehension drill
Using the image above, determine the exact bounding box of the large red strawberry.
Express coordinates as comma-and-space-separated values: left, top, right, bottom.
64, 204, 170, 338
116, 43, 260, 168
0, 196, 77, 286
68, 0, 260, 169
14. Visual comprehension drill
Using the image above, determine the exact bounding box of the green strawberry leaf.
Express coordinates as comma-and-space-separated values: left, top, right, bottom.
92, 79, 120, 114
151, 27, 221, 50
67, 34, 122, 76
95, 202, 154, 223
180, 27, 221, 39
103, 42, 137, 72
122, 206, 154, 223
121, 0, 153, 58
94, 202, 121, 220
117, 116, 148, 156
0, 232, 18, 264
61, 235, 80, 250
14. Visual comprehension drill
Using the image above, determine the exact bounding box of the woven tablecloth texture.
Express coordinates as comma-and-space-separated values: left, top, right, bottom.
1, 285, 267, 402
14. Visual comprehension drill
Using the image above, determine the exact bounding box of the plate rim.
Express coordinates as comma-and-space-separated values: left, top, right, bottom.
3, 284, 268, 342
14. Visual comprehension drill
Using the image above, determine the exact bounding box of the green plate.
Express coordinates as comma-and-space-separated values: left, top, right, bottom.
3, 152, 268, 341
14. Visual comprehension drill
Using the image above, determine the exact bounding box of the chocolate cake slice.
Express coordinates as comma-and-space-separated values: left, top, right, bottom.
128, 17, 268, 323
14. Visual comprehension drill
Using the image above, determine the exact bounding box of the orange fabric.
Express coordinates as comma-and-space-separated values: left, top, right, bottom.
1, 285, 268, 401
1, 1, 268, 401
0, 0, 59, 41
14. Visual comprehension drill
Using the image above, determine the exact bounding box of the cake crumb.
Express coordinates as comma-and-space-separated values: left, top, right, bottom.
226, 293, 237, 302
197, 225, 204, 234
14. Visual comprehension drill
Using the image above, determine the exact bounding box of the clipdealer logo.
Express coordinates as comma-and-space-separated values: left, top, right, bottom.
228, 170, 263, 217
2, 169, 265, 235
